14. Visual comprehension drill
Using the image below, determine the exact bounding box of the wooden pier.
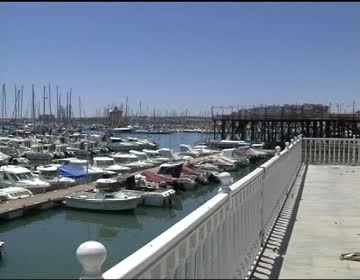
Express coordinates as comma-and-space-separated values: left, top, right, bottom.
0, 182, 96, 220
212, 104, 360, 144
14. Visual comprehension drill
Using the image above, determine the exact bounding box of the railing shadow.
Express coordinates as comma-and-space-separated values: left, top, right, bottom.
251, 164, 308, 279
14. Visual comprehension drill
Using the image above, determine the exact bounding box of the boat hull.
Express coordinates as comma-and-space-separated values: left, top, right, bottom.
64, 196, 140, 211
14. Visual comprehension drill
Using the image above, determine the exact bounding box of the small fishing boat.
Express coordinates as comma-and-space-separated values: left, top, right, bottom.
117, 174, 176, 207
64, 178, 141, 211
220, 148, 250, 167
156, 162, 197, 190
0, 186, 33, 200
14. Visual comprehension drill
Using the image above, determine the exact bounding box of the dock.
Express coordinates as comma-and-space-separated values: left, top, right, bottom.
0, 182, 96, 220
0, 154, 220, 221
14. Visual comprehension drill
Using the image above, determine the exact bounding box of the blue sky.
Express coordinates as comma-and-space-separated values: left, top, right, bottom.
1, 2, 360, 117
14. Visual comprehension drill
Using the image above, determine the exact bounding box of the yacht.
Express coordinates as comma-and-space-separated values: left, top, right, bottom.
92, 157, 131, 174
0, 165, 51, 194
64, 178, 141, 211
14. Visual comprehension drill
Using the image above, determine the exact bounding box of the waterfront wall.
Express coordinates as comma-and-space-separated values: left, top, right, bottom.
78, 137, 302, 279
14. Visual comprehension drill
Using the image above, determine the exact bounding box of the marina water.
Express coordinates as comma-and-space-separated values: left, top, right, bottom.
0, 132, 265, 278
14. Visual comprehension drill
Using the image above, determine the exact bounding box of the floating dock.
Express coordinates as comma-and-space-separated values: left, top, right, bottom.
0, 183, 96, 220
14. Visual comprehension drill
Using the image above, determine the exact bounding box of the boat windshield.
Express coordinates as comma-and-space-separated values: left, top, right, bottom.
95, 159, 115, 167
11, 172, 34, 181
11, 191, 31, 198
135, 154, 147, 161
40, 170, 57, 178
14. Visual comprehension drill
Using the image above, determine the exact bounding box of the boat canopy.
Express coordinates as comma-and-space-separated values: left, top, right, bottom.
157, 162, 184, 178
58, 165, 88, 179
117, 174, 136, 188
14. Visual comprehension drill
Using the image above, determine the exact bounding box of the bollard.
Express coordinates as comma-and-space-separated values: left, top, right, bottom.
285, 142, 290, 150
275, 146, 281, 155
77, 241, 107, 279
217, 172, 233, 193
290, 138, 294, 145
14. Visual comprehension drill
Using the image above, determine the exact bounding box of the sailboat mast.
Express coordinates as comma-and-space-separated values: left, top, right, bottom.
32, 84, 35, 121
48, 83, 52, 123
20, 85, 23, 119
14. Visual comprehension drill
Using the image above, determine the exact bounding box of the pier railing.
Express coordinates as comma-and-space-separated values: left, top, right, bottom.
77, 136, 303, 279
303, 136, 360, 165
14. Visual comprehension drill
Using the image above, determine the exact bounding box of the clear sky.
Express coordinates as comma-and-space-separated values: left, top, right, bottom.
1, 2, 360, 117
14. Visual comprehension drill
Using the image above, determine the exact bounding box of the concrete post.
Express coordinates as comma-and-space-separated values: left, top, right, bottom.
77, 241, 107, 279
275, 146, 281, 155
285, 142, 290, 150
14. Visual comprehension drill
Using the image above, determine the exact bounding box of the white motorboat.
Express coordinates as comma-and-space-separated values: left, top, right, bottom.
36, 165, 76, 190
220, 148, 250, 167
92, 157, 131, 174
117, 174, 176, 207
192, 145, 219, 156
0, 151, 10, 166
157, 162, 197, 190
0, 165, 50, 194
178, 144, 201, 158
111, 126, 134, 133
107, 137, 140, 152
22, 144, 54, 161
0, 241, 4, 259
142, 149, 170, 165
157, 148, 188, 162
204, 156, 238, 172
64, 178, 141, 211
0, 186, 33, 200
111, 153, 152, 172
209, 139, 250, 149
66, 159, 105, 180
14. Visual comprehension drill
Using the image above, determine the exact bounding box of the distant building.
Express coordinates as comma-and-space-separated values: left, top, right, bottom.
109, 106, 123, 127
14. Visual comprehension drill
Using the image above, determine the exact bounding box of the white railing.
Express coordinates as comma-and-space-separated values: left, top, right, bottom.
303, 136, 360, 165
76, 136, 303, 279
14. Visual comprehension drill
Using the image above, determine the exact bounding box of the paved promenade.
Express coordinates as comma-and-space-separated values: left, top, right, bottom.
253, 164, 360, 279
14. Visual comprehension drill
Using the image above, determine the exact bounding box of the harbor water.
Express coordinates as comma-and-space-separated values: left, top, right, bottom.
0, 132, 265, 278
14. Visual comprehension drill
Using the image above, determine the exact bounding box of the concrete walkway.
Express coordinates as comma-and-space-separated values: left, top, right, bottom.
279, 165, 360, 279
